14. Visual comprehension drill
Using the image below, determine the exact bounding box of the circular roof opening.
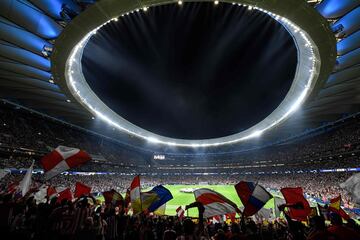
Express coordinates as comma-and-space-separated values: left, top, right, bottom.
62, 0, 322, 147
82, 2, 297, 140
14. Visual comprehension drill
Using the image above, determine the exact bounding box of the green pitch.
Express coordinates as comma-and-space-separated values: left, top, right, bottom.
97, 184, 276, 217
163, 185, 275, 217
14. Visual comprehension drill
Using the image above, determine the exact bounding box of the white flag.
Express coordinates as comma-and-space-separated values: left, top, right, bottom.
19, 161, 34, 197
340, 173, 360, 204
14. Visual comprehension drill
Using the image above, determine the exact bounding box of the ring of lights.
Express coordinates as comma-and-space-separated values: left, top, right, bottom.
52, 0, 336, 148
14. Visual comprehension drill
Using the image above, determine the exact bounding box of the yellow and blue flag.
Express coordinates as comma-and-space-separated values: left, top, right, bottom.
141, 185, 173, 212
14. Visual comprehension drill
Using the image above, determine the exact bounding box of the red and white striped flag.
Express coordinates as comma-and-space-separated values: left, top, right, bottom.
194, 188, 240, 218
176, 206, 185, 219
130, 175, 142, 214
40, 146, 91, 179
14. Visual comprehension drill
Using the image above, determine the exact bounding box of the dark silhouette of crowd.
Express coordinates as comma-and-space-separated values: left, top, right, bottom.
0, 188, 360, 240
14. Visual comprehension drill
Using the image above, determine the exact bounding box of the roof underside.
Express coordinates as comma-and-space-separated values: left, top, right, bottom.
0, 0, 359, 153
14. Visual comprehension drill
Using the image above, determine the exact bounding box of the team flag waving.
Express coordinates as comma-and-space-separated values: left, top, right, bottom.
235, 181, 272, 216
130, 175, 142, 214
141, 185, 173, 213
194, 188, 241, 218
280, 187, 311, 221
19, 161, 34, 197
328, 195, 350, 220
74, 182, 92, 198
329, 195, 341, 212
176, 206, 185, 220
154, 204, 166, 216
103, 189, 124, 206
56, 188, 73, 203
40, 146, 91, 180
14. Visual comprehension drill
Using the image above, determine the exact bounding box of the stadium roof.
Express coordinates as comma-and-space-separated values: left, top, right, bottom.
0, 0, 359, 152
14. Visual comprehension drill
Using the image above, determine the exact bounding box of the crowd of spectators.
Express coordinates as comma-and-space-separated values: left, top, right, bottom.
0, 171, 356, 208
1, 101, 360, 177
0, 102, 147, 166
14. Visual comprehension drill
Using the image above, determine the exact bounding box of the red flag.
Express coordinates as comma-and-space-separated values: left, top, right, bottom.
57, 188, 72, 203
41, 146, 91, 179
280, 187, 311, 221
47, 186, 57, 197
74, 182, 91, 198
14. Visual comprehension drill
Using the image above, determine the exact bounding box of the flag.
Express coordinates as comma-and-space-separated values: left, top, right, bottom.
338, 208, 350, 220
274, 196, 286, 218
235, 181, 272, 216
141, 185, 173, 213
257, 208, 273, 220
130, 175, 141, 214
19, 161, 34, 197
6, 181, 18, 194
280, 187, 311, 221
103, 189, 124, 206
47, 186, 57, 198
34, 185, 48, 204
212, 215, 222, 223
194, 188, 240, 218
340, 173, 360, 204
74, 182, 91, 198
40, 146, 91, 179
154, 204, 166, 216
328, 195, 350, 220
176, 206, 185, 220
329, 195, 341, 211
56, 188, 72, 203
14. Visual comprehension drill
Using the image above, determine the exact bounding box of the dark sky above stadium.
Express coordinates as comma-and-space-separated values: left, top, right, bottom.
82, 2, 297, 140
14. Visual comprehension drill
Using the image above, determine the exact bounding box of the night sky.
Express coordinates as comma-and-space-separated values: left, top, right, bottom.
82, 2, 297, 140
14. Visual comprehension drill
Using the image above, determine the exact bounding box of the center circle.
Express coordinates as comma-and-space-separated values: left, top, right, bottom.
82, 2, 297, 140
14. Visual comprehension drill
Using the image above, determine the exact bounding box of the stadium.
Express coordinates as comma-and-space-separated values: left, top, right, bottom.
0, 0, 360, 239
